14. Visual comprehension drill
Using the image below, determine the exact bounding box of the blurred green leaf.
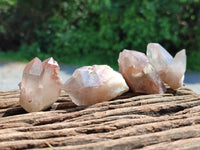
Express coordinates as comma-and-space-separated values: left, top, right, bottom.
0, 0, 199, 70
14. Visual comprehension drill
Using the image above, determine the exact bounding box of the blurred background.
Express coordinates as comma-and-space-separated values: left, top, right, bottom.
0, 0, 200, 92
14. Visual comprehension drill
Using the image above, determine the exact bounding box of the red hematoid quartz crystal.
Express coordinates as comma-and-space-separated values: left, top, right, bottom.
147, 43, 186, 89
19, 57, 62, 112
118, 49, 166, 94
63, 65, 129, 106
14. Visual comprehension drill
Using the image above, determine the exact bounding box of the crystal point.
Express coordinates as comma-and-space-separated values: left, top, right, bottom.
19, 57, 62, 112
118, 49, 166, 94
147, 43, 186, 89
63, 65, 129, 106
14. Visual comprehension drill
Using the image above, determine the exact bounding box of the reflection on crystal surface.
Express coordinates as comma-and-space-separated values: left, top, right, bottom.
19, 57, 62, 112
63, 65, 129, 106
147, 43, 186, 89
118, 49, 166, 94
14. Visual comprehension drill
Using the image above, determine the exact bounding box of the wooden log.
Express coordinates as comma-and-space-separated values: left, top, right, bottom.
0, 87, 200, 149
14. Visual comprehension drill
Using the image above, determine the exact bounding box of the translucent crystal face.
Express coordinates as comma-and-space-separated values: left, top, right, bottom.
80, 66, 103, 87
147, 43, 173, 68
63, 65, 129, 106
147, 43, 186, 89
24, 57, 43, 76
19, 57, 62, 112
118, 49, 166, 94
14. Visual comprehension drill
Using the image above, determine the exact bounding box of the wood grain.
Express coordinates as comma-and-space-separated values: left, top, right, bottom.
0, 87, 200, 150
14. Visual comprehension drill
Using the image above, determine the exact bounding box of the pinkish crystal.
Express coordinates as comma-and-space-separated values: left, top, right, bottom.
118, 49, 166, 94
147, 43, 186, 89
63, 65, 129, 106
19, 57, 62, 112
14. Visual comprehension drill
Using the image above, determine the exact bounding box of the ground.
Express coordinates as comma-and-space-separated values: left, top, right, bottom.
0, 62, 200, 93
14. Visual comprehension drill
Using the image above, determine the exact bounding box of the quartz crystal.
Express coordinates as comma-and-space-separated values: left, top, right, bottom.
63, 65, 129, 106
147, 43, 186, 89
118, 49, 166, 94
19, 57, 62, 112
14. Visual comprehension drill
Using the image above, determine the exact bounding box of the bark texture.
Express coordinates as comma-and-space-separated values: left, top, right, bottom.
0, 87, 200, 150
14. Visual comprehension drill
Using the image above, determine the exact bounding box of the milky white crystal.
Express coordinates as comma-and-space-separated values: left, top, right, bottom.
19, 57, 62, 112
147, 43, 186, 89
63, 65, 129, 106
118, 49, 166, 94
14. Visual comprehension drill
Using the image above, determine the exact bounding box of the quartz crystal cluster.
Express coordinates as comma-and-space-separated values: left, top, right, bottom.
63, 65, 129, 105
147, 43, 186, 89
19, 57, 62, 112
118, 50, 166, 94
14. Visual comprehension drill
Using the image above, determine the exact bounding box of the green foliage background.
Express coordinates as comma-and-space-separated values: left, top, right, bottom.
0, 0, 199, 70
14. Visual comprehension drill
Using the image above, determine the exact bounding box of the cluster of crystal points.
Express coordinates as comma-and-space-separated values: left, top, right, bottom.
147, 43, 186, 89
63, 65, 129, 105
118, 50, 166, 94
19, 57, 62, 112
